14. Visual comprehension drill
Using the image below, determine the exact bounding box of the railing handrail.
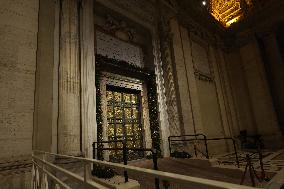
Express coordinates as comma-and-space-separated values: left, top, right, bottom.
32, 160, 72, 189
168, 134, 209, 159
32, 151, 109, 189
93, 140, 159, 185
168, 135, 239, 167
32, 150, 260, 189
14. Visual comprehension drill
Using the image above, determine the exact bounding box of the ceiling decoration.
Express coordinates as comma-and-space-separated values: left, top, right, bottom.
209, 0, 253, 27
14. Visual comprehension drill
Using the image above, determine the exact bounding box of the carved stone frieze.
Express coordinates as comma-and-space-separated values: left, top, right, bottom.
96, 0, 156, 26
158, 10, 182, 136
103, 14, 136, 42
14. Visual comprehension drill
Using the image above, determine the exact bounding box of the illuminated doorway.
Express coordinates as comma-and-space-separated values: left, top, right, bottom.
106, 86, 144, 162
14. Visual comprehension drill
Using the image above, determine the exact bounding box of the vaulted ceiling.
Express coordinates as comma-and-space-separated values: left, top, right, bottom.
176, 0, 284, 34
174, 0, 284, 48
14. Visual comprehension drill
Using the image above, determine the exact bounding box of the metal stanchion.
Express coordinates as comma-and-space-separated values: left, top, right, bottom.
232, 140, 240, 168
152, 149, 160, 189
168, 137, 171, 156
122, 139, 128, 183
204, 136, 209, 159
240, 154, 256, 187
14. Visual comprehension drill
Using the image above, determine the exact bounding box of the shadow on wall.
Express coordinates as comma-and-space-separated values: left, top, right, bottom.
256, 24, 284, 136
276, 24, 284, 135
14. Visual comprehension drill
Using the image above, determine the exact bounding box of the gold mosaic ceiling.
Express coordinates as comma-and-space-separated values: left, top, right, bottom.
209, 0, 253, 27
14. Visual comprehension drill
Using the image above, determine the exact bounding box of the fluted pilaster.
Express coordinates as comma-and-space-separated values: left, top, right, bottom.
58, 0, 81, 155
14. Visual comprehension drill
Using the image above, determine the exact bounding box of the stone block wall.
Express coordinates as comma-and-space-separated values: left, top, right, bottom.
0, 0, 38, 188
0, 0, 38, 161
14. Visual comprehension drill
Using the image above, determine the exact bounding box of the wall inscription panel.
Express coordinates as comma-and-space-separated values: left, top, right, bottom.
97, 31, 144, 67
191, 40, 210, 75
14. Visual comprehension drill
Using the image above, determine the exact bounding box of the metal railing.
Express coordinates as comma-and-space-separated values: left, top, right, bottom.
93, 139, 159, 188
168, 134, 209, 159
32, 150, 261, 189
32, 151, 108, 189
168, 134, 240, 168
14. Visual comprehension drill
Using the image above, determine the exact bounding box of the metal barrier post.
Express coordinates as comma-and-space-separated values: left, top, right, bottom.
193, 143, 198, 157
247, 155, 256, 187
258, 146, 265, 181
153, 149, 160, 189
232, 139, 240, 168
204, 136, 209, 159
168, 137, 171, 155
92, 142, 96, 160
122, 139, 128, 182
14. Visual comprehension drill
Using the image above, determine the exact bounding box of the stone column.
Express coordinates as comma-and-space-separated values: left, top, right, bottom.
34, 0, 56, 152
80, 0, 96, 158
58, 0, 81, 155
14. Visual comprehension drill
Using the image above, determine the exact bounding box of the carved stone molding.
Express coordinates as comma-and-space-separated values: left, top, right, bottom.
158, 8, 182, 136
103, 14, 137, 42
102, 72, 143, 91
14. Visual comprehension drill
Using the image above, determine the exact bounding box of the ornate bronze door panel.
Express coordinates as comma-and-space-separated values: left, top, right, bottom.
106, 86, 144, 162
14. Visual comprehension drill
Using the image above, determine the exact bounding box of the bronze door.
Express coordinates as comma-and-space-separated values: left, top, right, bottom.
106, 86, 144, 162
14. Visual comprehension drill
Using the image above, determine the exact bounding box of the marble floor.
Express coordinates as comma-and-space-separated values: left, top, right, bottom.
211, 149, 284, 173
128, 157, 264, 189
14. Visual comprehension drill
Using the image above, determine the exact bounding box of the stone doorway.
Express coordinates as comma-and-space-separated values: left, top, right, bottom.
106, 85, 144, 162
